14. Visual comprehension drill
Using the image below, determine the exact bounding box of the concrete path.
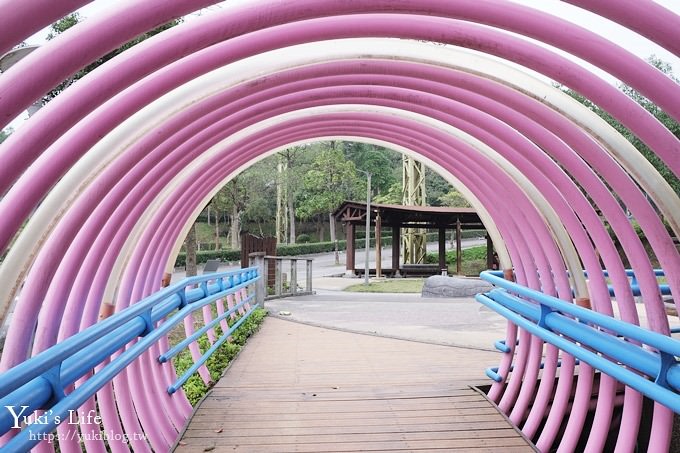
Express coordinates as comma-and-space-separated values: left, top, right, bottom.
172, 236, 509, 351
265, 292, 508, 351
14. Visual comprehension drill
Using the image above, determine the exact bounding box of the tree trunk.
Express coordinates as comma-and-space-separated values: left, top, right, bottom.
230, 204, 240, 250
185, 223, 198, 277
206, 205, 211, 226
288, 191, 296, 244
276, 161, 287, 244
329, 212, 339, 265
215, 212, 220, 250
318, 217, 325, 242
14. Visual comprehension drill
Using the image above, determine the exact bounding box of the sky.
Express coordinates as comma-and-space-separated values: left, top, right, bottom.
6, 0, 680, 131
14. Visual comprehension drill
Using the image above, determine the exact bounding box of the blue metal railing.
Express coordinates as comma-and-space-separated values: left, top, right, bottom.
478, 270, 680, 413
592, 269, 671, 297
0, 267, 260, 451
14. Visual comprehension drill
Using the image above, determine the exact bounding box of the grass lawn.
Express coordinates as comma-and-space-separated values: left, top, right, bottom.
344, 278, 426, 293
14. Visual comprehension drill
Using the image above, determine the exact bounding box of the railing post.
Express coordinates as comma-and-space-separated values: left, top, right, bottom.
275, 258, 283, 297
249, 252, 266, 309
290, 259, 298, 295
306, 259, 313, 293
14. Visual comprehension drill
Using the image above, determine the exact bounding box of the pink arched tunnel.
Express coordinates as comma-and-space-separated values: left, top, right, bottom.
0, 1, 679, 452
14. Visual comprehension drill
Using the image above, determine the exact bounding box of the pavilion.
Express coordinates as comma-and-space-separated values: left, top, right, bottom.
333, 201, 490, 277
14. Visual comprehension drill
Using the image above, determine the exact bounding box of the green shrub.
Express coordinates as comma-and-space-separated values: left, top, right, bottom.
174, 249, 241, 268
277, 240, 347, 256
172, 308, 266, 405
296, 233, 311, 243
424, 245, 489, 266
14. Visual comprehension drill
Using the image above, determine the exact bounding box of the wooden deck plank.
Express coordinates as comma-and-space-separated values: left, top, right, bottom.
175, 317, 534, 452
181, 429, 522, 442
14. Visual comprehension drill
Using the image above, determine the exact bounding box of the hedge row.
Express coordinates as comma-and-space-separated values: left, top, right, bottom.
424, 245, 489, 265
174, 249, 241, 268
174, 230, 487, 267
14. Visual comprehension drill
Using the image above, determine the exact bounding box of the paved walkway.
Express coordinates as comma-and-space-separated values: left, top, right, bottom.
265, 293, 508, 351
177, 318, 534, 452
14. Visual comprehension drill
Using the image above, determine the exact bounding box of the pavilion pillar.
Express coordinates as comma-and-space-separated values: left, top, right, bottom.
375, 212, 382, 278
486, 234, 494, 269
438, 227, 446, 275
392, 225, 401, 276
346, 223, 355, 276
456, 219, 462, 275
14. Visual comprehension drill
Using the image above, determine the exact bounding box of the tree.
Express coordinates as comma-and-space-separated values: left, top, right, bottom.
276, 146, 308, 244
558, 55, 680, 195
374, 182, 403, 204
43, 13, 182, 104
210, 160, 279, 249
438, 188, 471, 208
46, 13, 81, 40
298, 142, 362, 254
343, 142, 397, 195
184, 223, 197, 276
425, 168, 452, 206
223, 177, 247, 250
208, 188, 233, 250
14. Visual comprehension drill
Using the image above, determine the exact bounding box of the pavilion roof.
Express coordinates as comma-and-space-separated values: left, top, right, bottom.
333, 201, 484, 229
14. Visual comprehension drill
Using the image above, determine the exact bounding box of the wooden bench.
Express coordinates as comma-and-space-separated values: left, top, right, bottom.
400, 263, 443, 277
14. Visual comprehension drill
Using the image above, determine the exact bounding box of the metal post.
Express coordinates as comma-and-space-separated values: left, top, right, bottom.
456, 218, 462, 275
248, 252, 266, 309
275, 258, 283, 296
306, 259, 313, 293
486, 234, 494, 269
375, 212, 382, 278
364, 172, 371, 285
392, 225, 401, 277
290, 259, 297, 295
438, 227, 446, 275
346, 223, 355, 276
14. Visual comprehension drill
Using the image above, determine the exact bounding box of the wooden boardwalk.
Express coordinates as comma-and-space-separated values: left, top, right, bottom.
176, 317, 534, 452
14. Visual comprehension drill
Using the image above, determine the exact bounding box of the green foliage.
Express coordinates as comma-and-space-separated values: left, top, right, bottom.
46, 13, 81, 40
174, 231, 486, 267
276, 240, 348, 256
228, 308, 267, 346
424, 245, 489, 276
425, 168, 452, 206
172, 308, 266, 406
424, 245, 488, 265
438, 188, 472, 208
297, 142, 363, 219
343, 142, 397, 194
373, 182, 403, 204
174, 249, 241, 268
344, 279, 426, 293
296, 233, 311, 243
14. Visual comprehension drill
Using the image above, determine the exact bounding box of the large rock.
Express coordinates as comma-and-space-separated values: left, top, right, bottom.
421, 275, 493, 298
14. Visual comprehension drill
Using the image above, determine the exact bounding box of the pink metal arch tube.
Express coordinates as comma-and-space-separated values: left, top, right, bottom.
564, 0, 680, 57
1, 2, 679, 207
0, 15, 676, 444
5, 63, 672, 448
117, 116, 540, 448
0, 0, 91, 55
10, 60, 668, 362
1, 13, 677, 263
54, 104, 604, 446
